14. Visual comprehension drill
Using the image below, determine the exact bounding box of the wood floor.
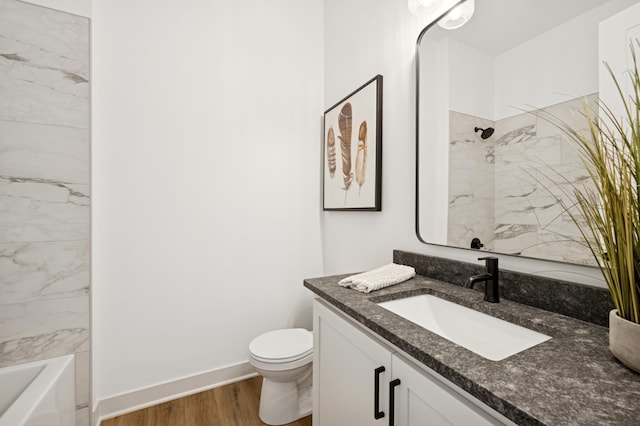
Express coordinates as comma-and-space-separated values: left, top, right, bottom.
101, 376, 312, 426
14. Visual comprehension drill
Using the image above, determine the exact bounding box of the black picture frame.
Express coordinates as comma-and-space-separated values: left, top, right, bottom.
323, 75, 383, 211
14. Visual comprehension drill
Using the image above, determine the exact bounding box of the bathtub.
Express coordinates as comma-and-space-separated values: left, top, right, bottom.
0, 355, 75, 426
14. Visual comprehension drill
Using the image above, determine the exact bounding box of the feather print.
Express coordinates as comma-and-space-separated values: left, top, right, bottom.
338, 102, 354, 194
327, 127, 337, 178
355, 120, 367, 193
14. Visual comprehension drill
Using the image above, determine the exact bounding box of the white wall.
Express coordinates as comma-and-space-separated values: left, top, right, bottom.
92, 0, 323, 404
448, 39, 495, 119
323, 0, 459, 275
494, 14, 596, 120
599, 1, 640, 119
494, 0, 638, 120
418, 36, 451, 244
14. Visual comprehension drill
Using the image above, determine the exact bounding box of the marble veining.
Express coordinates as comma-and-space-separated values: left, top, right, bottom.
0, 240, 89, 305
0, 0, 89, 128
0, 328, 88, 367
0, 1, 90, 421
0, 296, 89, 367
0, 119, 90, 184
448, 96, 598, 265
448, 111, 495, 250
305, 251, 638, 425
493, 96, 598, 264
494, 124, 536, 149
0, 177, 89, 243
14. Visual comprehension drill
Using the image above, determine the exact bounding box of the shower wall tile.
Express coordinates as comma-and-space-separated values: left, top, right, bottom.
0, 0, 89, 128
448, 197, 495, 249
0, 180, 89, 243
490, 96, 597, 265
0, 240, 89, 305
448, 111, 495, 249
494, 169, 538, 225
0, 1, 90, 421
0, 120, 90, 184
493, 117, 550, 258
496, 134, 562, 171
0, 295, 89, 367
447, 97, 597, 264
493, 224, 537, 256
536, 93, 598, 139
527, 230, 595, 265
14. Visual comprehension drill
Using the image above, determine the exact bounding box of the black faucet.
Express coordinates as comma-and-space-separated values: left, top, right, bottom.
467, 256, 500, 303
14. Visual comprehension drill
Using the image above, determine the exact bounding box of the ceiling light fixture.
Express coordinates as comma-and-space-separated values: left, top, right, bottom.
437, 0, 475, 30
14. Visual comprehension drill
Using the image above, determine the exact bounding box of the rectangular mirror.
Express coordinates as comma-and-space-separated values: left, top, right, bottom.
416, 0, 640, 265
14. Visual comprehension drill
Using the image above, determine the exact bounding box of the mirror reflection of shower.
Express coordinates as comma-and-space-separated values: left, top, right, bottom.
474, 126, 494, 139
416, 0, 636, 266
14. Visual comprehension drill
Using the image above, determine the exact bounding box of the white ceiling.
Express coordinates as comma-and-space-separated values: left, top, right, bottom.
426, 0, 613, 56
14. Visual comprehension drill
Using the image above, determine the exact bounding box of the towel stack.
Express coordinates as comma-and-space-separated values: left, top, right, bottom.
338, 263, 416, 293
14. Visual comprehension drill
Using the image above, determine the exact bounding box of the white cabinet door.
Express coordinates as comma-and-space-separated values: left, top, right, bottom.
391, 354, 510, 426
313, 299, 515, 426
313, 299, 392, 426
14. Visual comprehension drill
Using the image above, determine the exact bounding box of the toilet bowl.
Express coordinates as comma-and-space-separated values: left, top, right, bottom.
249, 328, 313, 425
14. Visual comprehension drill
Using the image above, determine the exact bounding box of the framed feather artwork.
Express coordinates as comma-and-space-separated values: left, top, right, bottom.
323, 75, 382, 211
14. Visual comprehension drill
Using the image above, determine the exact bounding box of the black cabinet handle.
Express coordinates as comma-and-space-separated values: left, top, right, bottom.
389, 378, 401, 426
374, 366, 386, 419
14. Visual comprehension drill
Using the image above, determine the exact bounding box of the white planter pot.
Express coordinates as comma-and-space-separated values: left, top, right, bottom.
609, 309, 640, 373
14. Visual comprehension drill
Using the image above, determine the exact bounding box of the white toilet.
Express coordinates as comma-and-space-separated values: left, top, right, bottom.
248, 328, 313, 425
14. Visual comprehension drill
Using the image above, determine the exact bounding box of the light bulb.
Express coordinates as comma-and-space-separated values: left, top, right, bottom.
437, 0, 475, 30
447, 7, 462, 20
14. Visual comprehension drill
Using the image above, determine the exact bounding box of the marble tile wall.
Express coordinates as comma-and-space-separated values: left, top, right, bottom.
448, 96, 597, 265
0, 0, 90, 423
493, 95, 597, 265
448, 111, 495, 250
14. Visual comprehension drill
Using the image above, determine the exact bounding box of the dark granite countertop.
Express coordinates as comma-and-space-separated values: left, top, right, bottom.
304, 274, 640, 426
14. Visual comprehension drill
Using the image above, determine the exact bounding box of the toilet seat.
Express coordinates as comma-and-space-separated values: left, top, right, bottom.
250, 352, 313, 372
249, 328, 313, 364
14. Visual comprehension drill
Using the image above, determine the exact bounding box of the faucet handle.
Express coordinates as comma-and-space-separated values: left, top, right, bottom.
478, 256, 498, 274
478, 256, 497, 261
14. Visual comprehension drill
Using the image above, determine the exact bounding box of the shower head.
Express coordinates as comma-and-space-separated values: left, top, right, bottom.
474, 126, 494, 139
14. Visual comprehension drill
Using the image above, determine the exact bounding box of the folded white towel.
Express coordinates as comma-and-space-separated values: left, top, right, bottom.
338, 263, 416, 293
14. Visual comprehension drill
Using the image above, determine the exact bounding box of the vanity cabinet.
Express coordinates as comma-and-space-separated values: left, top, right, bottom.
313, 298, 391, 425
313, 299, 513, 426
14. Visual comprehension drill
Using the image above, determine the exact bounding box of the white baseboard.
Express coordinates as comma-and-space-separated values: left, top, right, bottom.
93, 361, 257, 426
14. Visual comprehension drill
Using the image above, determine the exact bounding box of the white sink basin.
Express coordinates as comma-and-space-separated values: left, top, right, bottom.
377, 294, 551, 361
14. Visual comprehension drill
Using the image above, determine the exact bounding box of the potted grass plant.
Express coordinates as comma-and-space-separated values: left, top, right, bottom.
546, 42, 640, 373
